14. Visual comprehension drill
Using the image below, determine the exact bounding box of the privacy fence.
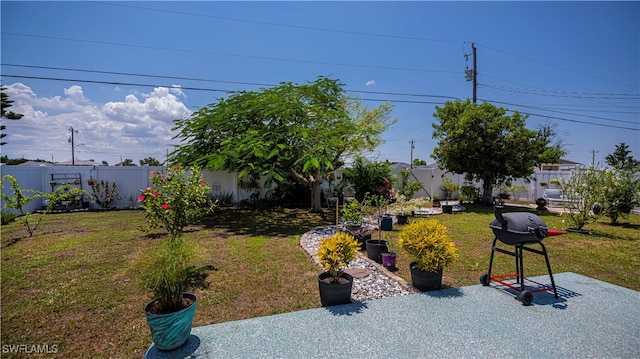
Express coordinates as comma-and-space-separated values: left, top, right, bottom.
1, 164, 577, 214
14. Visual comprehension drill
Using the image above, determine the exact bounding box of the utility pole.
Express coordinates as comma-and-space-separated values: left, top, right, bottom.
465, 43, 477, 103
409, 139, 415, 169
68, 127, 78, 166
591, 150, 598, 166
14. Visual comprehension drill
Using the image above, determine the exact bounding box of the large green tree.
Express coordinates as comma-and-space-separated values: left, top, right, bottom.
605, 142, 639, 170
170, 76, 394, 211
1, 87, 24, 146
432, 99, 564, 203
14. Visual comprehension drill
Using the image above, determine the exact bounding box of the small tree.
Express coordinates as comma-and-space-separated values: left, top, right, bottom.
560, 166, 607, 230
605, 142, 640, 171
1, 175, 84, 236
600, 169, 640, 225
1, 87, 24, 146
87, 178, 121, 210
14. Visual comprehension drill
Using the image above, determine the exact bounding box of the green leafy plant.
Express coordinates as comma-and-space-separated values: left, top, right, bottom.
441, 177, 457, 201
87, 178, 121, 210
138, 165, 214, 238
560, 165, 607, 230
396, 169, 422, 198
137, 238, 202, 313
1, 175, 84, 237
398, 219, 458, 272
136, 165, 215, 313
341, 198, 362, 225
317, 232, 360, 283
600, 168, 640, 224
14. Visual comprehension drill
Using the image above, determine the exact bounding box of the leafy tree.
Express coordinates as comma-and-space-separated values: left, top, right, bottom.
101, 160, 109, 166
170, 76, 394, 211
140, 157, 162, 166
560, 166, 607, 231
116, 158, 136, 166
605, 142, 639, 170
600, 168, 640, 225
1, 87, 24, 146
412, 158, 427, 166
432, 99, 563, 203
343, 157, 393, 202
397, 169, 422, 198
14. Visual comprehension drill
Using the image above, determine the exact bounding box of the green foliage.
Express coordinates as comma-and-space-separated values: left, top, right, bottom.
397, 169, 422, 198
1, 87, 24, 146
398, 219, 458, 272
138, 165, 215, 239
170, 76, 394, 211
87, 178, 121, 209
1, 211, 17, 225
1, 175, 85, 236
137, 238, 202, 312
344, 157, 393, 202
458, 182, 480, 203
317, 232, 360, 282
139, 157, 162, 166
600, 169, 640, 224
441, 177, 457, 200
605, 142, 639, 170
560, 166, 607, 230
341, 198, 362, 225
432, 99, 563, 203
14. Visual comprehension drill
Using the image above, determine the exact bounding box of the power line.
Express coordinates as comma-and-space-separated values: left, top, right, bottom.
3, 73, 636, 132
478, 83, 640, 99
85, 0, 465, 44
1, 63, 459, 100
2, 32, 460, 75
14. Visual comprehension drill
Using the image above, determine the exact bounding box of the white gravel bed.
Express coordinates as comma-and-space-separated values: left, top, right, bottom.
300, 226, 414, 302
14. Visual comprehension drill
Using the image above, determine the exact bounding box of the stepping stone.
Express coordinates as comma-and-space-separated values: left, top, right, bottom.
344, 268, 371, 278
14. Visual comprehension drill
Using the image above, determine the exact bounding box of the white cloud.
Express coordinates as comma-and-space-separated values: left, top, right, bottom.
365, 80, 376, 86
1, 83, 193, 164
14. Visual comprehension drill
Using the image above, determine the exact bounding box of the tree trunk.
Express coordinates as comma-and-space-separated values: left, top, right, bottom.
310, 181, 323, 212
482, 182, 494, 204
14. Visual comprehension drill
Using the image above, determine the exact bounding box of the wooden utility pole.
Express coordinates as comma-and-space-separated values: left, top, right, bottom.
465, 43, 478, 103
472, 43, 477, 104
409, 139, 415, 169
68, 127, 78, 166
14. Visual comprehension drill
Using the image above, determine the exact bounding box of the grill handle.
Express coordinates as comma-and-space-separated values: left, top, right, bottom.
494, 206, 508, 230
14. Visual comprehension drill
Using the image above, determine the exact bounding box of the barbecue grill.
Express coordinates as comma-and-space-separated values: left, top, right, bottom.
480, 206, 564, 305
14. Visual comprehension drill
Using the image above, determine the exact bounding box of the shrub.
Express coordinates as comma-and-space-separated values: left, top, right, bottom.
398, 219, 458, 272
1, 211, 17, 225
317, 232, 360, 283
87, 178, 121, 209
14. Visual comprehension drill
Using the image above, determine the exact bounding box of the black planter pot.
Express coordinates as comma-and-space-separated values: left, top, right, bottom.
318, 272, 353, 306
380, 216, 393, 231
441, 205, 453, 214
397, 215, 409, 225
145, 293, 197, 351
365, 239, 389, 263
409, 262, 443, 291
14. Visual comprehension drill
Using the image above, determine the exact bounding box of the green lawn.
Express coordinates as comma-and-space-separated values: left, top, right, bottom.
1, 205, 638, 358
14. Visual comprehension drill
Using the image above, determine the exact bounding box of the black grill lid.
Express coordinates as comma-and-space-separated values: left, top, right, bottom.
489, 206, 548, 244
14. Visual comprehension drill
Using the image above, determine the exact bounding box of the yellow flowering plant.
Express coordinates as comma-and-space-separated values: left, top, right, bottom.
317, 232, 360, 283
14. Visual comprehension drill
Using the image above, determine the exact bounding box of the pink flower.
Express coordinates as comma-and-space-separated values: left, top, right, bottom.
146, 187, 152, 191
150, 170, 156, 175
138, 194, 145, 202
161, 203, 171, 210
200, 180, 206, 186
152, 191, 159, 197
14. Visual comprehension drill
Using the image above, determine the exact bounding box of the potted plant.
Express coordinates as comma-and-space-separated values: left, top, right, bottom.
316, 231, 360, 306
398, 219, 458, 291
441, 178, 457, 214
365, 196, 389, 262
432, 194, 441, 208
136, 165, 215, 351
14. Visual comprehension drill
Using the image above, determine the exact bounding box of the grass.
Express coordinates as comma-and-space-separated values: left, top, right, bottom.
1, 204, 638, 358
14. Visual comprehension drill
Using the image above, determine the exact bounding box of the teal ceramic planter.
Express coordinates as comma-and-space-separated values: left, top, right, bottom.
145, 293, 197, 351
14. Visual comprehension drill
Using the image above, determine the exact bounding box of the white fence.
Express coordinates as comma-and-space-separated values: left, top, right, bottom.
1, 164, 579, 214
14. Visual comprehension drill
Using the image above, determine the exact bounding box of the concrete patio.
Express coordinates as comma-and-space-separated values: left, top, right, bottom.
145, 272, 639, 358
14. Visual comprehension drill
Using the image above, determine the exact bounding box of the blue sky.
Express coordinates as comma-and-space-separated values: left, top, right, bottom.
1, 1, 638, 167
